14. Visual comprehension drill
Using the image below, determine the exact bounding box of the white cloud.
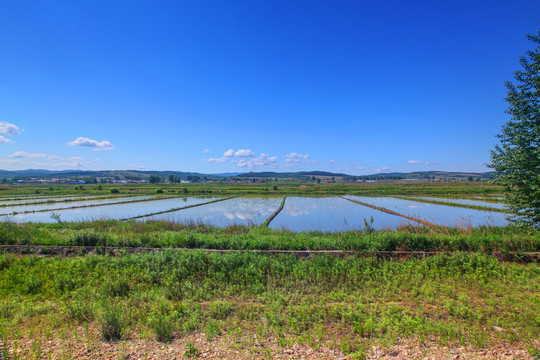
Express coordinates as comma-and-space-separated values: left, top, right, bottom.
354, 165, 366, 170
202, 149, 211, 154
68, 137, 114, 151
407, 160, 436, 165
234, 149, 255, 157
207, 157, 227, 163
1, 152, 100, 169
237, 153, 278, 168
7, 151, 47, 159
0, 121, 20, 136
329, 159, 336, 164
0, 136, 13, 144
223, 148, 255, 157
223, 149, 235, 157
285, 152, 311, 163
375, 167, 390, 173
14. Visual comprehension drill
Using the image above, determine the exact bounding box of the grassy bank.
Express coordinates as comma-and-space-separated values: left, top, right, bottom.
0, 181, 504, 198
1, 221, 539, 254
0, 252, 538, 358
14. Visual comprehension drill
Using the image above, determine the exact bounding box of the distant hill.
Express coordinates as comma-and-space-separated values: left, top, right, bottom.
0, 169, 72, 178
0, 169, 228, 180
0, 169, 496, 180
357, 171, 496, 180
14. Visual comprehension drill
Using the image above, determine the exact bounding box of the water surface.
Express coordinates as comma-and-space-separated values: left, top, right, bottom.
345, 196, 509, 227
145, 196, 282, 227
0, 196, 157, 215
269, 196, 416, 232
407, 196, 508, 210
2, 196, 220, 223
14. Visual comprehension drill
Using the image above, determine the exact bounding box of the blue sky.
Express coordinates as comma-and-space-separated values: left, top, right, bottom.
0, 1, 538, 175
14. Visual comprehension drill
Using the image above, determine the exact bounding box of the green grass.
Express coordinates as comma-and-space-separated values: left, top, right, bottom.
0, 251, 538, 355
1, 220, 539, 254
0, 180, 504, 198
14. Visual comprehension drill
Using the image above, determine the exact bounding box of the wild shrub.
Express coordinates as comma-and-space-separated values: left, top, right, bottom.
149, 311, 176, 343
101, 276, 130, 297
208, 300, 234, 320
22, 275, 44, 295
184, 342, 200, 358
204, 319, 221, 340
54, 275, 77, 294
99, 302, 125, 341
64, 299, 94, 323
68, 231, 109, 246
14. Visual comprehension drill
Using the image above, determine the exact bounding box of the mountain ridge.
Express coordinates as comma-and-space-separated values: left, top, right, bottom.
0, 169, 496, 180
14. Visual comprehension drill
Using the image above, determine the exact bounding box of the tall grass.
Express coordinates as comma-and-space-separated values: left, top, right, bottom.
1, 220, 539, 253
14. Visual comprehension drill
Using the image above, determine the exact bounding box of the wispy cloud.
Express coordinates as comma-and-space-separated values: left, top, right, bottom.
207, 157, 227, 163
7, 151, 47, 159
407, 160, 436, 165
375, 167, 390, 173
0, 136, 13, 144
202, 149, 211, 154
284, 152, 316, 164
353, 165, 366, 170
0, 121, 20, 136
1, 152, 100, 169
285, 152, 310, 162
329, 159, 336, 164
68, 137, 114, 151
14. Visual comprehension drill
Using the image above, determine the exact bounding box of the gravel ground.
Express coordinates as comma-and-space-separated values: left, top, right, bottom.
1, 327, 537, 359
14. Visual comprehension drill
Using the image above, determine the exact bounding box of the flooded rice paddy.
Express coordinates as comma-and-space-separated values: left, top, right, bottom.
145, 196, 282, 227
0, 196, 157, 216
1, 194, 511, 230
3, 196, 220, 223
344, 196, 509, 227
269, 196, 415, 232
406, 196, 508, 210
0, 195, 107, 207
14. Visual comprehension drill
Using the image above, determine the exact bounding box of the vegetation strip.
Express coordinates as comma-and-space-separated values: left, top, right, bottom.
121, 196, 240, 221
392, 195, 513, 214
0, 196, 179, 217
261, 196, 287, 227
341, 196, 437, 227
2, 244, 539, 261
1, 251, 538, 358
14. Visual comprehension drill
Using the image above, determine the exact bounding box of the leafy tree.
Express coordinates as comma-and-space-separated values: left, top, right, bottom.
84, 177, 98, 184
149, 174, 162, 184
489, 29, 540, 227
